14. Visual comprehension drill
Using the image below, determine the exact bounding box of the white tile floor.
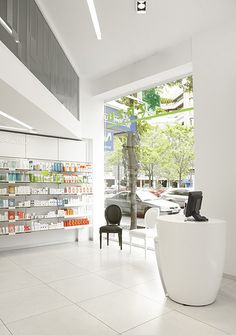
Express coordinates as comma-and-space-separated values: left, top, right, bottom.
0, 241, 235, 335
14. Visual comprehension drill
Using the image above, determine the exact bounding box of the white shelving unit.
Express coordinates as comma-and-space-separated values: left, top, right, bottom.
0, 157, 93, 236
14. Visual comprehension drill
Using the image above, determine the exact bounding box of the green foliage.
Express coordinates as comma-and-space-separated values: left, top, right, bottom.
161, 124, 194, 184
167, 75, 193, 93
105, 136, 123, 170
142, 88, 161, 111
139, 126, 168, 186
138, 124, 194, 185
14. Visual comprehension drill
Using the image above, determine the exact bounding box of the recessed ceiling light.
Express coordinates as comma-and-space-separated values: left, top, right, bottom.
86, 0, 102, 40
0, 110, 33, 130
136, 1, 147, 14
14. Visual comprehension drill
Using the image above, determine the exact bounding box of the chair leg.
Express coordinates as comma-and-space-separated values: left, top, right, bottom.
118, 232, 122, 250
144, 238, 147, 259
107, 233, 109, 246
100, 232, 102, 249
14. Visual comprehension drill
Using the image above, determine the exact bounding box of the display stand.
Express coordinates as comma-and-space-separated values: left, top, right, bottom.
154, 214, 226, 306
0, 157, 93, 237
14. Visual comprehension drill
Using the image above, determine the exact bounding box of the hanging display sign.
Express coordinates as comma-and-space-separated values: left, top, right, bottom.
106, 105, 194, 128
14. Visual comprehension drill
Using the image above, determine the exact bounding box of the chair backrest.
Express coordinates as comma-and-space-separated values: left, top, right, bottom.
105, 205, 122, 225
144, 207, 160, 229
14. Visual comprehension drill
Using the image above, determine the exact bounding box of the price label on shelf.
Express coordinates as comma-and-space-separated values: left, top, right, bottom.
8, 207, 15, 210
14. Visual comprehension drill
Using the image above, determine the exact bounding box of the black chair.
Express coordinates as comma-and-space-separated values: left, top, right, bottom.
100, 205, 122, 250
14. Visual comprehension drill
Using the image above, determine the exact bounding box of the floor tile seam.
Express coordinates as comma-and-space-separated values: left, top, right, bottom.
0, 282, 44, 296
119, 310, 174, 334
127, 287, 167, 305
0, 318, 14, 335
5, 301, 73, 326
25, 268, 93, 285
0, 263, 78, 305
75, 287, 125, 304
92, 271, 157, 290
91, 272, 128, 289
118, 275, 158, 290
76, 304, 120, 334
88, 264, 132, 274
174, 309, 231, 335
90, 272, 127, 288
80, 302, 172, 335
61, 257, 99, 272
47, 271, 93, 285
218, 291, 236, 304
47, 270, 126, 290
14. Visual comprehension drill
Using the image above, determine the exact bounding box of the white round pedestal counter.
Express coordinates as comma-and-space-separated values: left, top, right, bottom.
154, 214, 226, 306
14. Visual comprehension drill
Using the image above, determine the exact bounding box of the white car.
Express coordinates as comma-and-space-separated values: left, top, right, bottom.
105, 190, 181, 217
161, 188, 192, 208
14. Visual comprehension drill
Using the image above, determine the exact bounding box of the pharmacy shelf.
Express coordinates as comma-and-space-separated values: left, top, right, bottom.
0, 157, 93, 238
0, 193, 92, 197
0, 168, 30, 172
0, 218, 32, 223
30, 170, 91, 174
0, 203, 92, 211
63, 214, 91, 220
64, 224, 93, 230
0, 224, 93, 236
0, 181, 30, 184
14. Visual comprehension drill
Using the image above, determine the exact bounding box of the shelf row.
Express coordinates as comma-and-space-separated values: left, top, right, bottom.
0, 222, 92, 236
0, 214, 92, 224
0, 172, 91, 184
0, 185, 92, 196
0, 197, 92, 209
0, 204, 91, 210
0, 158, 92, 174
0, 192, 93, 197
0, 168, 92, 174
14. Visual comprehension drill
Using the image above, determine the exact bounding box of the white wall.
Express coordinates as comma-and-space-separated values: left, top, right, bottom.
0, 41, 81, 139
193, 20, 236, 276
91, 40, 192, 100
80, 80, 104, 240
85, 20, 236, 277
0, 131, 88, 250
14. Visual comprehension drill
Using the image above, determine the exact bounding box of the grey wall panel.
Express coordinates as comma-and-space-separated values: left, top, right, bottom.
0, 0, 7, 23
0, 0, 79, 120
18, 0, 27, 65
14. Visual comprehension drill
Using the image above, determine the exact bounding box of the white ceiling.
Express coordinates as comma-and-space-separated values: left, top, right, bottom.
0, 79, 80, 139
36, 0, 236, 79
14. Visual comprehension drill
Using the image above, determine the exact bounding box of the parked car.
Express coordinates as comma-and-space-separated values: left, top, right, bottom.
148, 187, 166, 197
105, 190, 180, 217
161, 188, 192, 208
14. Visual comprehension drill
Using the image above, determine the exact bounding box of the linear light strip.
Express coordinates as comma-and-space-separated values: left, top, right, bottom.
0, 125, 28, 131
0, 111, 33, 130
0, 17, 13, 35
86, 0, 101, 40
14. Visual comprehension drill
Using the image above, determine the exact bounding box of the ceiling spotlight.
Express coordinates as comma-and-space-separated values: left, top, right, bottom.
136, 1, 147, 14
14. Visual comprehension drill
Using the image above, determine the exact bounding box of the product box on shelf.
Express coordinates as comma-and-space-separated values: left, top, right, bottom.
8, 224, 15, 235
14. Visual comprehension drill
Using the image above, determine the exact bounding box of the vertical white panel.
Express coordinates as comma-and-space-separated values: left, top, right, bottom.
58, 139, 86, 162
25, 135, 57, 159
0, 131, 26, 157
193, 20, 236, 276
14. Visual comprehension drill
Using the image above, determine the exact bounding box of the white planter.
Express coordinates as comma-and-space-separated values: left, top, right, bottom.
154, 214, 226, 306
